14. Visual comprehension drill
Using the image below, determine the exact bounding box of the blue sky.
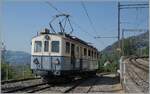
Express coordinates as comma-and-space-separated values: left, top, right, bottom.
1, 0, 148, 53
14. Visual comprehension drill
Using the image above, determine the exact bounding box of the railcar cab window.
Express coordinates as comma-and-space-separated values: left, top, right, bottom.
34, 41, 42, 52
44, 41, 49, 52
66, 42, 70, 53
84, 48, 87, 56
51, 41, 59, 52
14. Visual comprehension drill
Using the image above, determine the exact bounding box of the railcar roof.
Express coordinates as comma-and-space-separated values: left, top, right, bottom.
32, 32, 98, 51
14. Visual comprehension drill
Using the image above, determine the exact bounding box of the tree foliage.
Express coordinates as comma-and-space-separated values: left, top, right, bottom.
1, 60, 15, 80
1, 58, 34, 80
98, 52, 119, 73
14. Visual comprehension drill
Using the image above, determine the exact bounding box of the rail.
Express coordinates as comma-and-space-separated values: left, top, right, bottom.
120, 56, 149, 93
1, 77, 41, 84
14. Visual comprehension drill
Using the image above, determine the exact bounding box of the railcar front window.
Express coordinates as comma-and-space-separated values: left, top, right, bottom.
34, 41, 42, 52
44, 41, 49, 52
51, 41, 59, 52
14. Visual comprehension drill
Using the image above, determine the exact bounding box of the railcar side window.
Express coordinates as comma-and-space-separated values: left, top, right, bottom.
76, 46, 79, 53
84, 48, 87, 56
66, 42, 70, 53
88, 49, 91, 56
51, 41, 59, 52
92, 51, 93, 58
44, 41, 49, 52
94, 52, 96, 58
34, 41, 42, 52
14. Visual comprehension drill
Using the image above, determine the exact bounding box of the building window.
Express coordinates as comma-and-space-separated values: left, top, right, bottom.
51, 41, 59, 52
65, 42, 70, 53
34, 41, 42, 52
84, 48, 87, 56
44, 41, 49, 52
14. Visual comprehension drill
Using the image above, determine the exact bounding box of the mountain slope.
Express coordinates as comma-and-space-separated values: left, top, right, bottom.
5, 50, 31, 65
101, 31, 149, 54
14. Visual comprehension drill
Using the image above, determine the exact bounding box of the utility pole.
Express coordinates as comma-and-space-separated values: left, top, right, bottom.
118, 2, 120, 52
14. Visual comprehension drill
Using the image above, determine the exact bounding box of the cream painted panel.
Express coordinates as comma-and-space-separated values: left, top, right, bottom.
31, 35, 62, 56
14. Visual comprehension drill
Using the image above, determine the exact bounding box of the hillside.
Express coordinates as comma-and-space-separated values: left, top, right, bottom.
101, 31, 149, 55
4, 50, 31, 65
98, 31, 149, 72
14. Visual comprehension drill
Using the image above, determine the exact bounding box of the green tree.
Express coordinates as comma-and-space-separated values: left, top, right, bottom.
1, 60, 15, 80
123, 38, 136, 56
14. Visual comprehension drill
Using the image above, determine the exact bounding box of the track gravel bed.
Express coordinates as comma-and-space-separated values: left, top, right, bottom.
123, 58, 149, 93
36, 77, 86, 93
35, 74, 122, 93
89, 74, 123, 93
1, 74, 123, 93
67, 76, 98, 93
136, 59, 149, 67
1, 79, 43, 93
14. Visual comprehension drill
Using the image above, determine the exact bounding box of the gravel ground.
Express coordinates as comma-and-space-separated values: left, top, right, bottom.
1, 79, 43, 92
123, 58, 149, 93
2, 74, 123, 93
89, 74, 123, 93
37, 79, 83, 93
37, 74, 123, 93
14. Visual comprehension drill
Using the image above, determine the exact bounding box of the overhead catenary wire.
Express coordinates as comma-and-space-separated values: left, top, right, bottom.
71, 19, 95, 37
46, 1, 64, 14
81, 2, 110, 47
81, 2, 99, 35
71, 18, 108, 47
45, 1, 107, 47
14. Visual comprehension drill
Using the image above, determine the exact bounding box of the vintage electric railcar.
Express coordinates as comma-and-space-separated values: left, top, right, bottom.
31, 28, 99, 79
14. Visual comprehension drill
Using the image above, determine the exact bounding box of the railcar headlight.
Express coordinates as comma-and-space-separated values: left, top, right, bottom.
53, 58, 60, 65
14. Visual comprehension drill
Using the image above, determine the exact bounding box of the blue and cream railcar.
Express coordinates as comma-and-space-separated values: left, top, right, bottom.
31, 29, 99, 77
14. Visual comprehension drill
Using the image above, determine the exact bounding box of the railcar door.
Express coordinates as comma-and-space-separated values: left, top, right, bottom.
71, 43, 75, 69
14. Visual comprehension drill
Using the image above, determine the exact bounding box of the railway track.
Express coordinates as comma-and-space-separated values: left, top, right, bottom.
63, 73, 114, 93
36, 77, 92, 93
3, 82, 49, 93
31, 75, 103, 93
2, 76, 90, 93
129, 58, 149, 82
136, 58, 149, 67
130, 58, 149, 72
63, 78, 86, 93
126, 58, 149, 92
2, 73, 122, 93
126, 68, 149, 92
1, 77, 41, 84
2, 77, 43, 93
